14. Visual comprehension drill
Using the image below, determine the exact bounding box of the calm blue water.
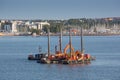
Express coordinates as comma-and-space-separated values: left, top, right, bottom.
0, 36, 120, 80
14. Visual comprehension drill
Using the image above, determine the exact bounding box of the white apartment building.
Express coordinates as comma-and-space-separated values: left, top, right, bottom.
1, 20, 5, 23
38, 22, 50, 30
30, 24, 38, 29
28, 21, 50, 30
11, 21, 18, 33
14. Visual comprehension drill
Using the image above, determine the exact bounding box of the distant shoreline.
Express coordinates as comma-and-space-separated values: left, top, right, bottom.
37, 33, 120, 36
0, 32, 120, 36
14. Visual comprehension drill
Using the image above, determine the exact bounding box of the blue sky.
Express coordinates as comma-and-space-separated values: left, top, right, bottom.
0, 0, 120, 19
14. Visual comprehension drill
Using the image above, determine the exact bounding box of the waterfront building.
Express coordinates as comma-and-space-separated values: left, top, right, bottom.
37, 22, 50, 30
0, 21, 12, 32
30, 24, 38, 29
4, 24, 12, 32
28, 21, 50, 30
1, 20, 5, 23
12, 21, 18, 33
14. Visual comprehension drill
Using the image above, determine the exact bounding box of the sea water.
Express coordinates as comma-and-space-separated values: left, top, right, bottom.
0, 36, 120, 80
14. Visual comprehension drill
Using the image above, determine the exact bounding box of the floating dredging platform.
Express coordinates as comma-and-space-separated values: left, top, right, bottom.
28, 26, 95, 64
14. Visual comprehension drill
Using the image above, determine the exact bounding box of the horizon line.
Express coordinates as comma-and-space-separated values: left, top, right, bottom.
0, 16, 120, 20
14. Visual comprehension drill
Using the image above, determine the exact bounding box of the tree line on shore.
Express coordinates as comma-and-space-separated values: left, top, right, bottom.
40, 17, 120, 34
